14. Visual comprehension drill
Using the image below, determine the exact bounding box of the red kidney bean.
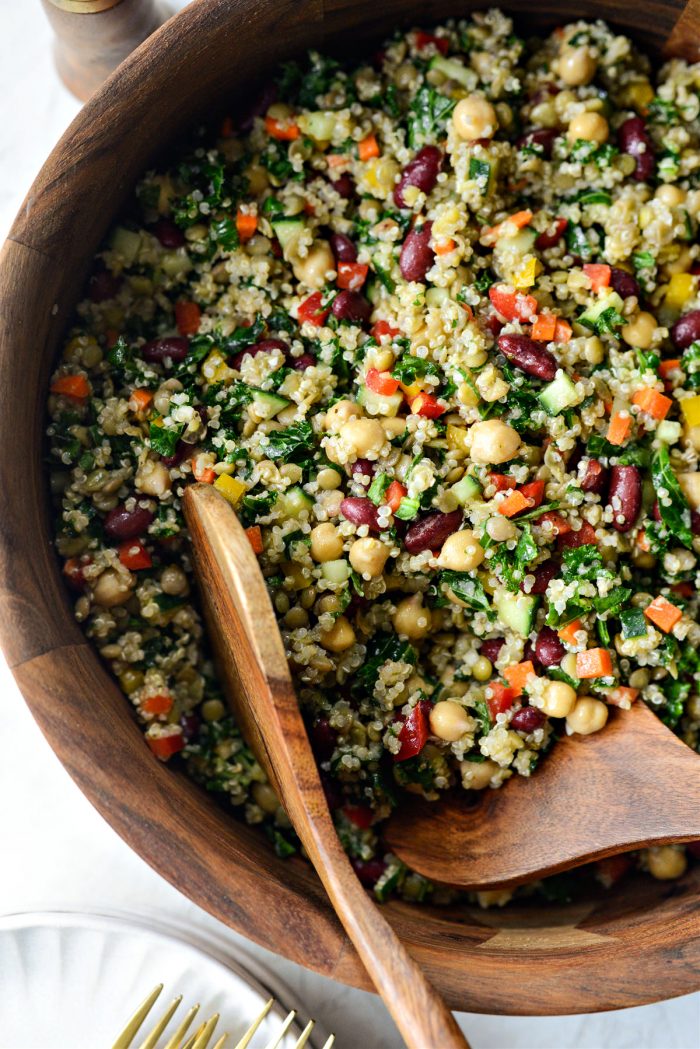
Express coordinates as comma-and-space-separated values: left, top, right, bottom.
231, 337, 289, 369
671, 309, 700, 350
311, 717, 337, 761
480, 638, 505, 662
394, 146, 442, 209
581, 458, 608, 495
89, 267, 122, 303
179, 712, 200, 743
516, 127, 557, 158
511, 706, 546, 733
498, 333, 557, 381
535, 626, 566, 668
104, 505, 154, 541
329, 232, 357, 263
523, 640, 537, 664
151, 218, 185, 249
350, 458, 376, 485
141, 336, 190, 365
351, 857, 387, 887
399, 221, 434, 282
608, 465, 642, 533
609, 266, 640, 300
686, 840, 700, 859
404, 509, 463, 554
291, 353, 316, 371
340, 497, 381, 531
618, 116, 655, 182
332, 290, 372, 324
238, 81, 277, 133
161, 440, 188, 467
331, 174, 356, 199
523, 559, 560, 595
692, 510, 700, 535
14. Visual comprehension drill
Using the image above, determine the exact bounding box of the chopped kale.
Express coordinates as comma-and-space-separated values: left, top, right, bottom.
355, 633, 417, 691
406, 86, 456, 148
149, 422, 183, 457
651, 446, 693, 549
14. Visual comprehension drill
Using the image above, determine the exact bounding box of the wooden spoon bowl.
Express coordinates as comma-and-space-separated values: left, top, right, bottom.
1, 0, 700, 1017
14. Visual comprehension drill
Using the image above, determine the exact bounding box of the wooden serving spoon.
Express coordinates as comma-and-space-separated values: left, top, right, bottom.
183, 484, 469, 1049
384, 699, 700, 889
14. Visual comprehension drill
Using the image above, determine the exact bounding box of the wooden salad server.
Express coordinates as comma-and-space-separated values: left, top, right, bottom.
183, 483, 469, 1049
384, 699, 700, 889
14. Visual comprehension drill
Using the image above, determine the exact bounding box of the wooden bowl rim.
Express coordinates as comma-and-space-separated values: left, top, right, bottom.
1, 0, 699, 1016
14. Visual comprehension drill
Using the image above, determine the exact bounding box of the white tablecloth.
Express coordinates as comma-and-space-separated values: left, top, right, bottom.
1, 3, 698, 1045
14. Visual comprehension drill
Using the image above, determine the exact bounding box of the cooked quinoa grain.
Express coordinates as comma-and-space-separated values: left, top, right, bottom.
49, 11, 700, 903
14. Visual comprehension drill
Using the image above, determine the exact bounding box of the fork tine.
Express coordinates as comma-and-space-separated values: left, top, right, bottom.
319, 1037, 335, 1049
138, 995, 183, 1049
162, 1003, 201, 1049
231, 998, 274, 1049
292, 1019, 315, 1049
111, 985, 164, 1049
181, 1022, 207, 1049
190, 1013, 221, 1049
262, 1010, 296, 1049
210, 1035, 228, 1049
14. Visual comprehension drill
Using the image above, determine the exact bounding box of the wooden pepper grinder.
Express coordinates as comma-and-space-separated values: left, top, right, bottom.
40, 0, 167, 101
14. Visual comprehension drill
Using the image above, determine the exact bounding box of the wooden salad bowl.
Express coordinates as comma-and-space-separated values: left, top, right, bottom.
1, 0, 700, 1016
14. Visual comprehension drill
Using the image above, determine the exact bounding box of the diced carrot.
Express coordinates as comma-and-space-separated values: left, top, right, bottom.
141, 693, 173, 715
245, 525, 264, 555
658, 358, 681, 378
191, 457, 217, 484
385, 480, 407, 512
644, 595, 682, 633
636, 529, 651, 552
435, 238, 456, 256
671, 581, 694, 598
498, 490, 531, 518
531, 313, 557, 341
489, 473, 515, 492
484, 209, 533, 241
175, 300, 201, 336
488, 682, 516, 719
147, 731, 185, 761
631, 387, 673, 420
583, 263, 612, 292
517, 479, 545, 509
265, 115, 300, 140
236, 210, 258, 242
554, 319, 572, 343
606, 686, 639, 708
129, 388, 153, 413
358, 133, 380, 161
327, 153, 349, 168
503, 660, 537, 698
576, 648, 613, 679
50, 374, 90, 400
558, 619, 584, 646
537, 510, 571, 535
606, 411, 632, 446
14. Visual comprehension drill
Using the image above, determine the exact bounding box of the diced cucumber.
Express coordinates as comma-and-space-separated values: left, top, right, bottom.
429, 55, 477, 90
321, 559, 351, 583
278, 485, 313, 519
578, 290, 624, 329
493, 590, 538, 638
372, 255, 396, 293
657, 420, 682, 444
357, 384, 404, 418
504, 228, 537, 255
368, 471, 390, 505
160, 249, 192, 277
251, 389, 291, 420
394, 496, 420, 520
425, 287, 450, 308
539, 371, 579, 415
272, 216, 305, 255
365, 276, 381, 305
297, 111, 336, 142
110, 226, 142, 265
450, 474, 482, 506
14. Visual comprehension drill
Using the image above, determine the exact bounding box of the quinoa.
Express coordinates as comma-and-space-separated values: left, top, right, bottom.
48, 11, 700, 905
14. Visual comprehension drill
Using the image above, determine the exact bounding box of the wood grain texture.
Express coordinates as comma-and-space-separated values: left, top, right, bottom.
183, 484, 469, 1049
385, 701, 700, 888
664, 0, 700, 59
0, 0, 699, 1017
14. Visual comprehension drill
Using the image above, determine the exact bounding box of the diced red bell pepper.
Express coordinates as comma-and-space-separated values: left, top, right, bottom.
535, 217, 568, 250
537, 510, 572, 536
558, 521, 598, 548
385, 480, 407, 512
175, 300, 201, 336
489, 473, 515, 492
366, 367, 400, 396
118, 539, 152, 570
415, 30, 449, 54
582, 263, 611, 292
337, 261, 369, 291
343, 804, 374, 829
394, 699, 431, 762
141, 693, 173, 715
488, 682, 516, 720
517, 479, 545, 509
671, 581, 694, 598
63, 556, 91, 591
371, 320, 400, 340
409, 391, 446, 418
147, 731, 185, 761
298, 291, 330, 327
596, 854, 633, 888
489, 283, 538, 322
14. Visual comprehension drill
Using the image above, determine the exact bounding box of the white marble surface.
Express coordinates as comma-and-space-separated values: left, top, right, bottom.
1, 2, 699, 1046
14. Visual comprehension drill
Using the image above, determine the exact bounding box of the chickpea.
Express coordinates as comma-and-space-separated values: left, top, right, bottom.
317, 594, 341, 614
393, 594, 433, 641
349, 537, 391, 577
284, 606, 309, 629
370, 347, 395, 372
430, 700, 473, 742
293, 240, 335, 289
485, 516, 516, 542
655, 184, 686, 207
202, 698, 226, 722
469, 419, 521, 465
93, 568, 134, 608
320, 615, 356, 652
647, 845, 687, 881
566, 696, 609, 735
583, 336, 605, 365
460, 758, 499, 790
252, 781, 280, 815
282, 561, 309, 590
679, 472, 700, 509
325, 399, 362, 431
539, 680, 577, 718
342, 416, 386, 457
567, 111, 609, 144
160, 564, 189, 596
557, 46, 597, 86
437, 529, 485, 572
317, 467, 342, 490
310, 523, 344, 562
381, 417, 407, 438
472, 656, 492, 682
154, 378, 183, 416
453, 95, 498, 141
621, 311, 657, 349
136, 459, 172, 497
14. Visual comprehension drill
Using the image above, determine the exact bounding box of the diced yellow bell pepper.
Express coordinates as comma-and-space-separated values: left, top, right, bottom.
201, 349, 235, 384
399, 380, 424, 399
512, 257, 541, 289
214, 474, 246, 507
680, 396, 700, 428
665, 272, 695, 311
447, 424, 470, 455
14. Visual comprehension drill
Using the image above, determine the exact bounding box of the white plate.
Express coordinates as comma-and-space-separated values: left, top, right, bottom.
0, 910, 328, 1049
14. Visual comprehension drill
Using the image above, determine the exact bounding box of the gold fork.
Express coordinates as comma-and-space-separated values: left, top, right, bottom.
111, 983, 335, 1049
